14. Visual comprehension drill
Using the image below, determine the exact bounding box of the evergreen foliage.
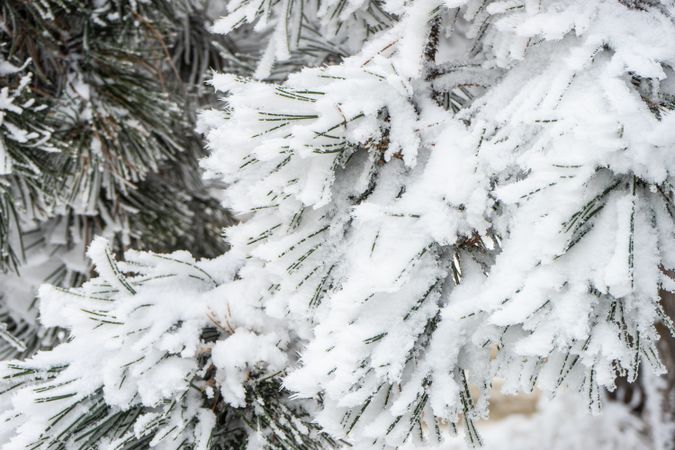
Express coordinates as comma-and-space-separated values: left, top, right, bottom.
0, 0, 231, 358
0, 237, 334, 449
0, 0, 674, 449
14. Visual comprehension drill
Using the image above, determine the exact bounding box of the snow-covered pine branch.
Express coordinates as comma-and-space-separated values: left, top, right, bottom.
0, 0, 232, 359
0, 53, 57, 273
0, 51, 61, 358
0, 0, 673, 448
199, 0, 675, 446
211, 0, 395, 79
199, 43, 494, 445
0, 237, 333, 449
467, 0, 675, 410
